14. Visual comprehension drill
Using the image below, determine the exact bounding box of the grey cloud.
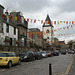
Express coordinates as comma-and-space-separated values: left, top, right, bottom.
54, 0, 75, 12
2, 0, 50, 13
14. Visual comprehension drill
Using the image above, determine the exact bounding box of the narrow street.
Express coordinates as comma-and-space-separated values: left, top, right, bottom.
0, 53, 73, 75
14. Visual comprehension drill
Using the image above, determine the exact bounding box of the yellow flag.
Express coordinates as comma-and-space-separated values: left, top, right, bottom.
7, 15, 9, 19
24, 18, 26, 20
30, 19, 32, 23
69, 21, 71, 24
51, 21, 53, 25
15, 17, 17, 21
38, 20, 40, 21
57, 21, 59, 25
63, 21, 65, 23
44, 20, 46, 24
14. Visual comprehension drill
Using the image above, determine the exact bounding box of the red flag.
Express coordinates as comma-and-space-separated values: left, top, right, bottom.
27, 18, 29, 22
60, 21, 62, 23
29, 32, 32, 38
54, 21, 56, 24
66, 21, 68, 24
54, 34, 55, 36
71, 25, 73, 28
54, 29, 56, 32
63, 27, 65, 30
58, 28, 60, 30
2, 14, 4, 18
34, 19, 36, 23
51, 30, 53, 33
67, 26, 69, 29
61, 34, 63, 36
10, 16, 13, 19
72, 21, 74, 24
18, 17, 21, 21
41, 20, 43, 24
48, 21, 50, 24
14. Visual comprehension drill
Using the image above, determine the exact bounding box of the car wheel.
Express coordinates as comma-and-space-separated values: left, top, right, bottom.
18, 59, 21, 65
8, 61, 12, 68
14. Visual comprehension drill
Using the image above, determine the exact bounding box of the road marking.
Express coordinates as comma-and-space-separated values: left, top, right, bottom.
64, 55, 74, 75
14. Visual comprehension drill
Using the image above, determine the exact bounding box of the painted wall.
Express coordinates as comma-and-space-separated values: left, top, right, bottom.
0, 23, 18, 45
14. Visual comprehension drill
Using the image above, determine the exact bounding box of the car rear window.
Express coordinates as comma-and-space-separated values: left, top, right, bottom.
0, 53, 16, 57
0, 53, 7, 57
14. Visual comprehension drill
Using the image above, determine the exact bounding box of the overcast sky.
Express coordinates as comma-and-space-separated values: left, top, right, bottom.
0, 0, 75, 43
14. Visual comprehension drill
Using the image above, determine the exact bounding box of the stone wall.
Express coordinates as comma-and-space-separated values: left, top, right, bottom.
0, 45, 37, 55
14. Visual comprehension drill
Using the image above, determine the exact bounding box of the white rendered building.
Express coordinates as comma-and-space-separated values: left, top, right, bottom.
0, 21, 18, 46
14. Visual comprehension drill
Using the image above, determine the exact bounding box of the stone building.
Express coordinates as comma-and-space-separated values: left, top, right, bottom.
42, 14, 54, 48
72, 41, 75, 50
27, 28, 43, 47
10, 11, 28, 46
58, 41, 66, 49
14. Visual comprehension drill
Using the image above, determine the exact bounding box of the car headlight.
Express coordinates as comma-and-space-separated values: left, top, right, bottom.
24, 56, 27, 58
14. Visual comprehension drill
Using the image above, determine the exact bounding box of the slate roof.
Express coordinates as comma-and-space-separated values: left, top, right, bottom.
43, 14, 53, 27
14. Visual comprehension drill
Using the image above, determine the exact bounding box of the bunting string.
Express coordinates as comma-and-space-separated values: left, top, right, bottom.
1, 14, 75, 25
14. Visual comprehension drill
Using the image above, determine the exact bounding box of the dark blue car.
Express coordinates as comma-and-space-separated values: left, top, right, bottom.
53, 50, 59, 56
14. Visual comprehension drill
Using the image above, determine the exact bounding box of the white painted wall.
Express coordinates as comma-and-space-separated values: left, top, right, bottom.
3, 23, 18, 40
0, 23, 18, 45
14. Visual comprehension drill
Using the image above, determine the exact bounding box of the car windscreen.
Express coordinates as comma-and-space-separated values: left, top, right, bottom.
47, 51, 51, 53
0, 53, 7, 57
54, 51, 59, 53
20, 52, 28, 56
34, 52, 38, 54
40, 52, 46, 54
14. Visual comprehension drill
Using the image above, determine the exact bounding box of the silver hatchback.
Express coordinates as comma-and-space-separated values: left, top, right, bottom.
40, 51, 47, 58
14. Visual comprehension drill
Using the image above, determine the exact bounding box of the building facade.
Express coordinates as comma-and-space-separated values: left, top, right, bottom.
10, 11, 28, 46
27, 28, 43, 47
0, 5, 18, 46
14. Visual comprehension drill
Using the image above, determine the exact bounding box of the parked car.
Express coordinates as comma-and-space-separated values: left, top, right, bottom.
68, 50, 72, 54
0, 51, 21, 68
19, 51, 35, 61
34, 51, 43, 60
71, 50, 75, 54
46, 51, 53, 57
53, 50, 59, 56
60, 50, 66, 54
40, 51, 47, 58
